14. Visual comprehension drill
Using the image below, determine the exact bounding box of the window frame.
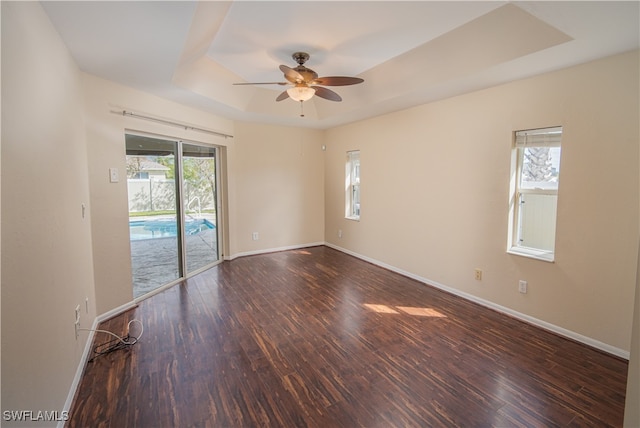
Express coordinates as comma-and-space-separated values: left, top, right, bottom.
345, 150, 360, 221
508, 126, 562, 262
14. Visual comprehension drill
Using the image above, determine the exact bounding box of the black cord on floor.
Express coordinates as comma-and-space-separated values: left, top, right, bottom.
80, 319, 144, 362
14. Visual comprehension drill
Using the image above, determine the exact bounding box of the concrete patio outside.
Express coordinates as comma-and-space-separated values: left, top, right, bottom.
129, 216, 218, 298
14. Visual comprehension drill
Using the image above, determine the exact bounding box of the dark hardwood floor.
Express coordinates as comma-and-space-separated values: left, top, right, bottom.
68, 246, 628, 427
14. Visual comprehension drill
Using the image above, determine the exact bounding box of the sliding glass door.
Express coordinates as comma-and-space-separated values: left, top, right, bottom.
182, 143, 219, 274
126, 134, 220, 298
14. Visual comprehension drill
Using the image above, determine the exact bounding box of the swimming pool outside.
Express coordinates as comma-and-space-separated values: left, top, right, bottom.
129, 217, 215, 240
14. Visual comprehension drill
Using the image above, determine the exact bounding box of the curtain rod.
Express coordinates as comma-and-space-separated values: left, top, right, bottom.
112, 110, 233, 139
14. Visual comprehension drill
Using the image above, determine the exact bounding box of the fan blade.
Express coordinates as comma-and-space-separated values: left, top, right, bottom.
232, 82, 288, 85
313, 76, 364, 86
276, 90, 289, 102
313, 86, 342, 102
280, 65, 304, 83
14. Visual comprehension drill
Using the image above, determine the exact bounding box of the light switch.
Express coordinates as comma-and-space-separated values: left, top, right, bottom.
109, 168, 119, 183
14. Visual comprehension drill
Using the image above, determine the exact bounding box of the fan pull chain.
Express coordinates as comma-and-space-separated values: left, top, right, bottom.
300, 101, 305, 117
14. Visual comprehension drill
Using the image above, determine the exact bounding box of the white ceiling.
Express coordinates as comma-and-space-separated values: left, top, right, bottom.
41, 1, 639, 129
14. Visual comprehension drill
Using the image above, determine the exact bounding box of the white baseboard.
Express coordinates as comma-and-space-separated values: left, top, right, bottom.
60, 300, 139, 427
60, 243, 320, 424
225, 241, 325, 261
61, 240, 627, 425
96, 300, 138, 323
59, 317, 98, 428
325, 242, 630, 360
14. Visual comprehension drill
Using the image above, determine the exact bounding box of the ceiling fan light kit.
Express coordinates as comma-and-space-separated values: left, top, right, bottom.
287, 85, 315, 102
233, 52, 364, 113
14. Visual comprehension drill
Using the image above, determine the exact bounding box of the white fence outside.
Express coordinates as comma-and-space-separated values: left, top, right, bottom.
127, 179, 215, 213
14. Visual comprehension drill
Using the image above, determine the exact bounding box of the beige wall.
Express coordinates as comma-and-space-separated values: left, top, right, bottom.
230, 122, 325, 256
325, 50, 639, 353
2, 1, 638, 423
1, 2, 97, 425
624, 87, 640, 422
82, 73, 234, 314
1, 3, 326, 417
82, 79, 325, 313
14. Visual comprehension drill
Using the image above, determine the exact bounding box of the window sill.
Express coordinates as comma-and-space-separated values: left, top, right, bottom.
345, 216, 360, 222
507, 246, 555, 263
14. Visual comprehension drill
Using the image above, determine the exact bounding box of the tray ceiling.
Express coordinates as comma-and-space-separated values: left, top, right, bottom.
41, 1, 639, 129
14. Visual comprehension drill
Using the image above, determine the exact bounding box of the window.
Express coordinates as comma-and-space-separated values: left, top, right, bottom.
508, 126, 562, 262
346, 150, 360, 220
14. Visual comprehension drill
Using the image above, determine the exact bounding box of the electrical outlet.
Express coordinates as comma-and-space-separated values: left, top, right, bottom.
474, 269, 482, 281
519, 280, 528, 294
74, 305, 81, 339
338, 229, 343, 238
252, 232, 259, 241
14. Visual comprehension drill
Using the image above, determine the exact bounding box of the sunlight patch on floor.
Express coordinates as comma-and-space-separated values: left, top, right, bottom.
364, 303, 446, 318
363, 304, 400, 314
396, 306, 446, 317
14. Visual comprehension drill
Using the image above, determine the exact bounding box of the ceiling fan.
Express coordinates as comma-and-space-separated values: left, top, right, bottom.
233, 52, 364, 104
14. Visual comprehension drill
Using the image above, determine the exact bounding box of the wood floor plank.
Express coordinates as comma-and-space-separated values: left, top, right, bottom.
67, 246, 628, 427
